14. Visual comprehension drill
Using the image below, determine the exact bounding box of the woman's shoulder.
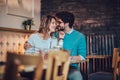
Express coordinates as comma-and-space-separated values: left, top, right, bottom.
29, 32, 40, 38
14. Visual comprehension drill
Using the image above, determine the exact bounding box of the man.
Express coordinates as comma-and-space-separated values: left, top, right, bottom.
55, 11, 86, 80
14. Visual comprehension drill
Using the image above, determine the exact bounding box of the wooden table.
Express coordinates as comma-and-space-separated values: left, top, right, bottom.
86, 55, 111, 59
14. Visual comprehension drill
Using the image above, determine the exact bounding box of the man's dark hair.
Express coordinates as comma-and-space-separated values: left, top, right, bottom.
55, 11, 75, 28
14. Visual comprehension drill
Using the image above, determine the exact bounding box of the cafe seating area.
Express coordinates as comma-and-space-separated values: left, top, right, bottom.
1, 48, 70, 80
0, 27, 120, 80
89, 48, 120, 80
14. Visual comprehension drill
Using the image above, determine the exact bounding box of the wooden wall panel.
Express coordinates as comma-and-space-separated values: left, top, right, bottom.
0, 27, 34, 62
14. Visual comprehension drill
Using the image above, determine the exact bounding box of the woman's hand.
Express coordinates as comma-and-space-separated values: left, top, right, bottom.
58, 31, 65, 39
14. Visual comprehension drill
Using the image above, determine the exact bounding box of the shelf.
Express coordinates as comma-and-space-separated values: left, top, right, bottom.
0, 27, 35, 33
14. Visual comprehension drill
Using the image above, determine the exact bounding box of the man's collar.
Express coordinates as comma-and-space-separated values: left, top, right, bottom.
66, 28, 74, 34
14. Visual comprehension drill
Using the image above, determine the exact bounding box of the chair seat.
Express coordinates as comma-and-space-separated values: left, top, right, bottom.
89, 72, 113, 80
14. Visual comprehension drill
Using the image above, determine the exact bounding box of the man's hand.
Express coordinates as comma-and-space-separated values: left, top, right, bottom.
24, 41, 32, 50
70, 56, 82, 61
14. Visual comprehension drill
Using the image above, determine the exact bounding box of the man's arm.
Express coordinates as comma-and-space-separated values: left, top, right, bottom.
71, 34, 86, 61
24, 41, 32, 50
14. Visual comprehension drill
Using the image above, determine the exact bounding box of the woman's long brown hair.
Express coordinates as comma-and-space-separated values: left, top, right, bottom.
38, 15, 56, 39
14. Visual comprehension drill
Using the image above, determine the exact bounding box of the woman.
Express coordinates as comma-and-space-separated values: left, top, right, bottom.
25, 15, 58, 56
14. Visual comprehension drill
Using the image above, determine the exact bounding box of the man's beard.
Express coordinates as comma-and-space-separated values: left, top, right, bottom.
56, 26, 65, 31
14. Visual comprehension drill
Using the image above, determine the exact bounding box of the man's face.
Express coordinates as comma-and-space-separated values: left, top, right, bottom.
56, 18, 65, 31
56, 17, 69, 32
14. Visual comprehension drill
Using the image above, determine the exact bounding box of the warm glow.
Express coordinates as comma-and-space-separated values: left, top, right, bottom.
83, 19, 98, 24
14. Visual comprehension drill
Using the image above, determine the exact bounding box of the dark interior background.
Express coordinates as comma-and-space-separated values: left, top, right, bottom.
40, 1, 120, 77
41, 0, 120, 32
41, 0, 120, 49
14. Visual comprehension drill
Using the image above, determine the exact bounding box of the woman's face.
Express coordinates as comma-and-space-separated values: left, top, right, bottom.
49, 18, 57, 32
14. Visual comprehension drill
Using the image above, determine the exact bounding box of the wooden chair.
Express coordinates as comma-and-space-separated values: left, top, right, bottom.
45, 50, 70, 80
113, 48, 120, 80
89, 48, 120, 80
3, 51, 43, 80
79, 59, 89, 80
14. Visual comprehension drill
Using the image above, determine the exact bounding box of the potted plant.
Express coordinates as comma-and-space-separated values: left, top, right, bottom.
22, 19, 34, 30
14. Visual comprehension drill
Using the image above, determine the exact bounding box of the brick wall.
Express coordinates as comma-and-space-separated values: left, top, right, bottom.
41, 0, 120, 32
41, 0, 120, 47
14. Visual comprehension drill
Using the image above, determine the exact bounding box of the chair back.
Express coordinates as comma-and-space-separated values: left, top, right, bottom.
112, 48, 120, 80
112, 48, 120, 68
116, 52, 120, 80
3, 51, 43, 80
45, 50, 70, 80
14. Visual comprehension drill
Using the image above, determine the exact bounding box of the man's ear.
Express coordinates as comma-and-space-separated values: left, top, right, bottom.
65, 22, 69, 27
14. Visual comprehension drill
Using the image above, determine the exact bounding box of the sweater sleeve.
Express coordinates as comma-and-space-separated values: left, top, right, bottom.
27, 34, 36, 46
77, 34, 86, 59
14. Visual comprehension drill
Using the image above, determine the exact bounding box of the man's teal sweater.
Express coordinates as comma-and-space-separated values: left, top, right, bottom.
63, 30, 86, 68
